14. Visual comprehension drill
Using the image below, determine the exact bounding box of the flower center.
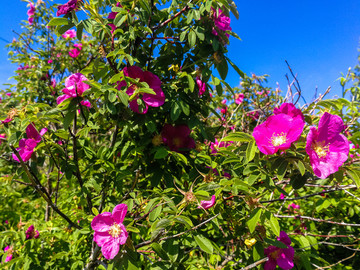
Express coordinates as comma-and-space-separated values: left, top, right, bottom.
108, 223, 122, 238
271, 133, 287, 147
270, 249, 281, 260
312, 140, 329, 158
173, 137, 182, 147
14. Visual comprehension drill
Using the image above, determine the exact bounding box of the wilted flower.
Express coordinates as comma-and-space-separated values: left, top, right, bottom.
211, 8, 232, 38
198, 195, 216, 210
57, 73, 90, 105
264, 231, 294, 270
161, 124, 195, 152
117, 66, 165, 114
235, 93, 244, 105
62, 29, 77, 39
196, 76, 206, 95
306, 112, 349, 179
253, 113, 304, 155
4, 246, 13, 262
91, 204, 128, 260
245, 238, 257, 248
56, 0, 81, 17
25, 225, 40, 239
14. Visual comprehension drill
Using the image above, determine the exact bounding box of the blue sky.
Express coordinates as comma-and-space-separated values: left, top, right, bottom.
0, 0, 359, 103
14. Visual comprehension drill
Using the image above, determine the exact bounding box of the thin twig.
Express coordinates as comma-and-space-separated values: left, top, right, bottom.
275, 214, 360, 227
241, 257, 269, 270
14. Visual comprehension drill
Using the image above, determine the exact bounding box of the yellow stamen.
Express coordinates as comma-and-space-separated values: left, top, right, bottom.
108, 223, 122, 238
271, 132, 287, 147
312, 141, 329, 158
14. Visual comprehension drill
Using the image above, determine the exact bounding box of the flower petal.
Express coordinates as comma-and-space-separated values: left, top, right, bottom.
112, 204, 128, 224
101, 238, 120, 260
93, 231, 112, 247
91, 213, 114, 232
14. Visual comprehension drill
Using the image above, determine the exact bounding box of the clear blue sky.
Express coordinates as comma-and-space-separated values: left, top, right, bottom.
1, 1, 359, 103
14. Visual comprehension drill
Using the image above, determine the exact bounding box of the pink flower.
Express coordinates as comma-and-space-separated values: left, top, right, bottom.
288, 203, 300, 210
4, 246, 13, 262
62, 29, 77, 39
274, 103, 304, 123
196, 76, 206, 95
161, 124, 195, 153
211, 8, 232, 38
80, 100, 91, 108
25, 225, 40, 239
108, 3, 122, 33
305, 112, 349, 179
198, 195, 216, 210
56, 0, 81, 17
264, 231, 294, 270
12, 124, 47, 162
209, 138, 232, 154
1, 118, 12, 124
27, 3, 35, 25
5, 93, 11, 97
235, 93, 244, 105
51, 78, 57, 88
253, 113, 304, 155
117, 66, 165, 114
48, 59, 53, 64
279, 193, 285, 200
57, 73, 90, 105
91, 204, 128, 260
0, 133, 6, 145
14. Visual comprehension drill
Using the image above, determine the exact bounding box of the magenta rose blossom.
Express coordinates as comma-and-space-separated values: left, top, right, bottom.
117, 66, 165, 114
264, 231, 294, 270
62, 29, 77, 39
198, 195, 216, 210
25, 225, 40, 240
274, 103, 305, 123
305, 112, 349, 179
253, 113, 304, 155
209, 138, 232, 155
196, 76, 206, 95
161, 124, 196, 153
108, 3, 122, 33
91, 204, 128, 260
69, 43, 82, 58
57, 73, 90, 105
12, 124, 47, 162
211, 8, 232, 38
27, 3, 35, 25
56, 0, 81, 17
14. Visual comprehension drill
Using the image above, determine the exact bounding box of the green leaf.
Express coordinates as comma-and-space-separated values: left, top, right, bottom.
346, 168, 360, 187
225, 56, 245, 78
171, 102, 181, 121
92, 207, 99, 216
269, 214, 280, 236
290, 172, 311, 189
264, 238, 287, 249
188, 30, 196, 48
154, 147, 168, 159
63, 109, 76, 130
152, 243, 170, 260
118, 91, 129, 106
222, 132, 254, 142
187, 74, 195, 92
48, 17, 69, 26
194, 235, 214, 254
247, 208, 262, 233
216, 57, 228, 80
246, 141, 256, 162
